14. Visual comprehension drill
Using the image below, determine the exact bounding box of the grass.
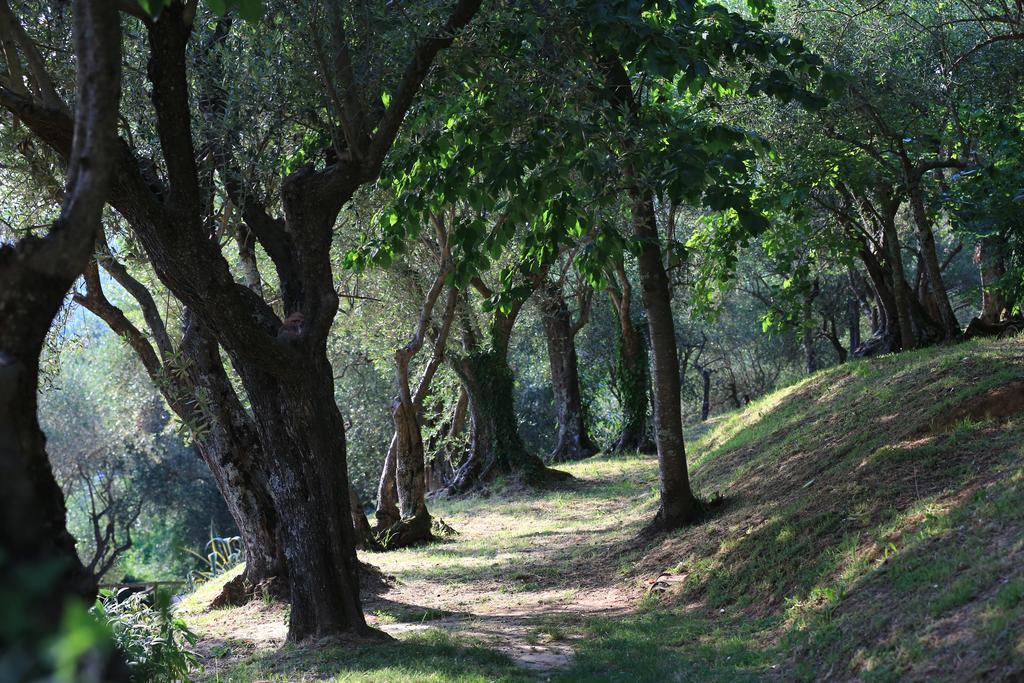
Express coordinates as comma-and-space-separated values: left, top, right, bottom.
205, 629, 533, 682
182, 336, 1024, 682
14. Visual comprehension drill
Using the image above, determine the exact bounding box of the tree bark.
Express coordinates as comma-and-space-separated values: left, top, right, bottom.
976, 236, 1008, 324
632, 193, 699, 530
856, 244, 900, 355
539, 281, 597, 462
699, 367, 712, 421
607, 263, 654, 453
447, 301, 569, 492
180, 312, 286, 592
0, 0, 123, 675
903, 163, 961, 341
878, 198, 918, 350
380, 271, 458, 549
375, 435, 400, 530
237, 352, 374, 641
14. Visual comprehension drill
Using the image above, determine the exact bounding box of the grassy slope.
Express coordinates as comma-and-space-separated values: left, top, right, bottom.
186, 337, 1024, 682
570, 336, 1024, 682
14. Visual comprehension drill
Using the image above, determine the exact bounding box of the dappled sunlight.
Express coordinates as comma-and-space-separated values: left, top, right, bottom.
171, 339, 1024, 681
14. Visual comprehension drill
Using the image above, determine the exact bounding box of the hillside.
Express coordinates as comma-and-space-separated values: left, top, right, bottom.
184, 336, 1024, 682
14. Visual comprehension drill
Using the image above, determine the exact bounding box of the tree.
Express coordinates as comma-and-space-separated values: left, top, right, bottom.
577, 0, 828, 530
0, 0, 483, 641
0, 0, 123, 674
374, 218, 458, 548
605, 260, 655, 453
538, 272, 598, 462
73, 249, 285, 601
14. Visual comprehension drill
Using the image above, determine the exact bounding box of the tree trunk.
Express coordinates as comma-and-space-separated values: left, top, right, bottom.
381, 396, 433, 548
447, 291, 569, 492
905, 169, 961, 341
238, 355, 377, 641
376, 274, 457, 548
540, 282, 597, 462
880, 209, 918, 350
0, 0, 124, 675
608, 264, 654, 453
448, 349, 556, 490
180, 313, 285, 593
632, 194, 698, 530
976, 236, 1008, 324
857, 245, 900, 355
847, 296, 861, 353
699, 368, 712, 421
822, 317, 848, 364
348, 485, 377, 551
375, 435, 400, 530
75, 267, 288, 603
425, 387, 467, 491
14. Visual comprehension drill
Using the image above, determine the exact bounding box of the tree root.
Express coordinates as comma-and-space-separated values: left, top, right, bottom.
210, 571, 288, 609
635, 492, 728, 541
376, 512, 434, 550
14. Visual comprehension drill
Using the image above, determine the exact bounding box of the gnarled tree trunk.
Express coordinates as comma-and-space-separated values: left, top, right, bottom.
76, 256, 286, 602
0, 0, 123, 675
539, 281, 597, 462
447, 299, 570, 492
449, 349, 551, 489
236, 350, 373, 641
903, 162, 961, 341
378, 262, 459, 549
180, 313, 286, 593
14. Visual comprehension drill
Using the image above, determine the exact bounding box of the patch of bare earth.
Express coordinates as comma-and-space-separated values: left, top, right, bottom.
362, 471, 651, 675
192, 459, 657, 679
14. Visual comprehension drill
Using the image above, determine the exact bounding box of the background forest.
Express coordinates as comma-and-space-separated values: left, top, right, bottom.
1, 0, 1022, 680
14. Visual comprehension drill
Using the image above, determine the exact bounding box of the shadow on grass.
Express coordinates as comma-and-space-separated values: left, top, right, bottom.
204, 628, 533, 682
550, 609, 777, 682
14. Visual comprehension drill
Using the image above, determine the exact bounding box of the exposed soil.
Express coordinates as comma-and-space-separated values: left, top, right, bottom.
192, 459, 653, 680
930, 379, 1024, 430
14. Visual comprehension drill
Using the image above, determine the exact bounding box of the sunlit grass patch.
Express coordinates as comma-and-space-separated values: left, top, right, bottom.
176, 563, 244, 615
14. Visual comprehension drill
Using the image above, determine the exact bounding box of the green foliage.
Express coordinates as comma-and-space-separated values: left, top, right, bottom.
40, 322, 235, 581
50, 599, 118, 683
0, 555, 117, 683
184, 535, 243, 586
135, 0, 263, 21
92, 588, 199, 682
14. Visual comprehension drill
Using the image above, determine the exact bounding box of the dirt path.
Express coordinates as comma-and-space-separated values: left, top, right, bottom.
370, 576, 637, 675
191, 455, 659, 680
362, 459, 657, 676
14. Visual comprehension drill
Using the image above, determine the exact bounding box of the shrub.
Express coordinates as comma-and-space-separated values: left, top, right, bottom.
91, 588, 198, 682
